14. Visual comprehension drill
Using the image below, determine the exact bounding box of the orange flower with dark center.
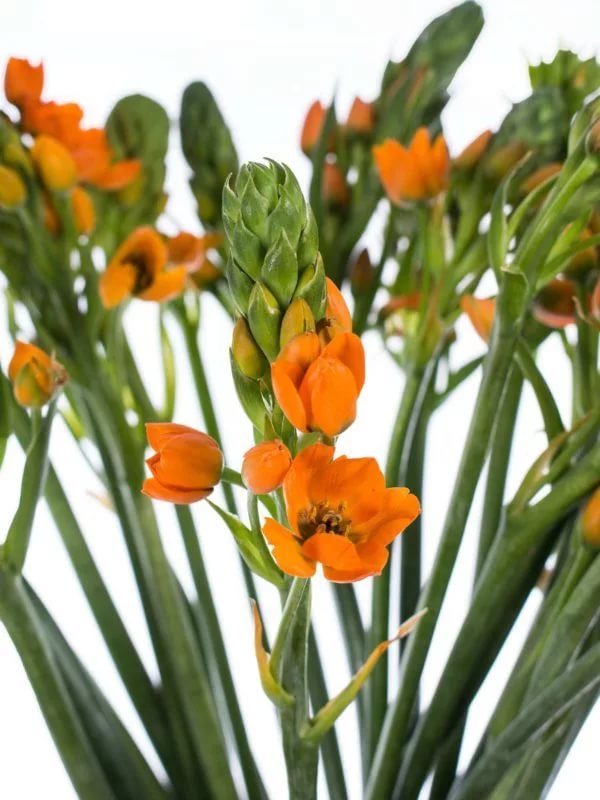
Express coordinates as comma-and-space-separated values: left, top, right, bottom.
4, 58, 43, 107
271, 331, 365, 437
346, 97, 375, 135
242, 439, 292, 495
533, 279, 577, 329
8, 340, 67, 407
143, 423, 223, 504
262, 443, 420, 581
99, 227, 186, 308
460, 296, 496, 342
373, 128, 449, 203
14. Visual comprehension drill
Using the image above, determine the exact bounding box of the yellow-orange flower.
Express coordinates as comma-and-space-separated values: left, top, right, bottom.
262, 443, 420, 582
373, 128, 449, 203
346, 97, 375, 135
8, 341, 67, 407
99, 227, 186, 308
581, 488, 600, 548
242, 439, 292, 495
271, 331, 365, 437
71, 186, 95, 235
31, 135, 77, 191
0, 165, 26, 208
533, 279, 576, 329
460, 296, 496, 342
4, 57, 43, 107
143, 423, 223, 504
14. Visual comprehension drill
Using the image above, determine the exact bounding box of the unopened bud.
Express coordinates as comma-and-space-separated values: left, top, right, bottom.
323, 162, 349, 208
31, 134, 77, 191
232, 318, 268, 379
293, 253, 327, 320
8, 341, 67, 408
71, 186, 95, 235
346, 97, 375, 136
0, 165, 26, 208
581, 487, 600, 548
280, 298, 315, 350
247, 282, 282, 362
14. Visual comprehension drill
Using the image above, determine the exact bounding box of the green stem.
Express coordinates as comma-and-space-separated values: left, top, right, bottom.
0, 570, 116, 800
352, 207, 397, 335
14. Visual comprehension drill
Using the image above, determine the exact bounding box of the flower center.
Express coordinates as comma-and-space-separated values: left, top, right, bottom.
297, 500, 351, 540
126, 251, 154, 294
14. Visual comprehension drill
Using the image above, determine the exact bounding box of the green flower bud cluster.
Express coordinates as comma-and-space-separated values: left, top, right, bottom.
530, 50, 600, 120
180, 82, 239, 229
223, 160, 326, 364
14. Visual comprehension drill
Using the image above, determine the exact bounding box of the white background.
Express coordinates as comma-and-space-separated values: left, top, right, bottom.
0, 0, 598, 797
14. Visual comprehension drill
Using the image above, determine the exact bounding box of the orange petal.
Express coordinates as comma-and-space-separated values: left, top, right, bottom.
263, 518, 316, 577
430, 134, 450, 194
300, 356, 358, 437
142, 477, 212, 504
321, 331, 365, 391
148, 434, 223, 490
322, 561, 387, 582
325, 277, 352, 331
312, 456, 385, 523
460, 296, 496, 343
138, 266, 187, 303
242, 440, 292, 495
283, 443, 335, 536
146, 422, 206, 451
355, 487, 421, 548
301, 532, 364, 571
93, 159, 142, 191
99, 262, 136, 308
373, 139, 423, 204
271, 360, 309, 432
8, 341, 52, 382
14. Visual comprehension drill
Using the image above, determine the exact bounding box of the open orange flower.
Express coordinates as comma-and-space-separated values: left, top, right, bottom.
242, 439, 292, 495
460, 296, 496, 342
4, 57, 43, 107
99, 227, 186, 308
262, 443, 420, 581
373, 128, 449, 203
271, 331, 365, 437
65, 127, 141, 190
8, 341, 67, 408
143, 423, 223, 504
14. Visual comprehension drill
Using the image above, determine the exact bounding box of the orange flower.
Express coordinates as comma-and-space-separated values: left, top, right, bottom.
533, 279, 576, 329
346, 97, 375, 135
242, 439, 292, 495
262, 443, 420, 581
71, 186, 95, 235
453, 130, 493, 171
4, 58, 43, 107
167, 231, 223, 272
23, 101, 84, 140
143, 423, 223, 504
99, 227, 186, 308
66, 127, 141, 190
301, 100, 332, 155
271, 331, 365, 437
8, 341, 67, 407
316, 276, 353, 345
379, 292, 422, 320
373, 128, 449, 204
31, 135, 77, 190
323, 162, 349, 207
581, 487, 600, 548
460, 296, 496, 342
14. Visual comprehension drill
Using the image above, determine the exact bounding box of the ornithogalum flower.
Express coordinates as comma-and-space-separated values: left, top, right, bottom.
99, 227, 186, 308
4, 57, 43, 107
300, 100, 327, 155
316, 277, 353, 346
31, 135, 77, 191
263, 443, 420, 581
373, 127, 449, 203
271, 331, 365, 438
460, 295, 496, 342
346, 97, 375, 135
242, 439, 292, 495
143, 423, 223, 504
8, 341, 67, 408
167, 231, 223, 289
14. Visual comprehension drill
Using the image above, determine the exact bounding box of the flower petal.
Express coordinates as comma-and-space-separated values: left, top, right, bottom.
263, 518, 316, 577
283, 443, 334, 536
142, 477, 213, 504
138, 266, 187, 303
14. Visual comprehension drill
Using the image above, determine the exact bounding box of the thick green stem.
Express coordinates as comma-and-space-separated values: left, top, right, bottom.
367, 283, 524, 800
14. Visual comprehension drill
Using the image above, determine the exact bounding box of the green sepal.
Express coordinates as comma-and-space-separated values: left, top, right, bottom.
297, 206, 320, 270
229, 351, 267, 432
240, 173, 271, 245
226, 256, 254, 315
232, 219, 263, 280
247, 282, 282, 362
261, 230, 298, 307
267, 188, 304, 249
208, 502, 285, 589
294, 253, 327, 320
222, 176, 241, 241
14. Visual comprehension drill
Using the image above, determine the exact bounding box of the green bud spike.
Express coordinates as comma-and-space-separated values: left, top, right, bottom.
232, 318, 268, 379
248, 283, 282, 362
261, 230, 298, 307
294, 253, 327, 320
297, 206, 319, 269
229, 351, 268, 432
226, 256, 254, 315
530, 50, 600, 119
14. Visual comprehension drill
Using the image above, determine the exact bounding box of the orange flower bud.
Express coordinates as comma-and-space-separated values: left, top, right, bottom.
316, 278, 352, 346
71, 186, 95, 235
373, 128, 449, 204
4, 57, 43, 107
323, 162, 349, 207
453, 130, 493, 171
143, 423, 223, 504
242, 439, 292, 495
460, 296, 496, 342
346, 97, 375, 135
31, 134, 77, 190
581, 487, 600, 548
301, 100, 334, 155
280, 298, 316, 350
8, 341, 67, 408
533, 279, 576, 329
0, 165, 26, 208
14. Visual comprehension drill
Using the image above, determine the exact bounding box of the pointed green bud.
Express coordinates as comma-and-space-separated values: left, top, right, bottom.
281, 163, 306, 215
297, 206, 319, 269
229, 350, 267, 432
280, 298, 316, 350
251, 162, 279, 210
226, 257, 254, 315
267, 188, 304, 249
232, 318, 268, 379
261, 230, 298, 307
232, 219, 263, 280
294, 253, 327, 320
248, 282, 282, 362
241, 174, 270, 244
